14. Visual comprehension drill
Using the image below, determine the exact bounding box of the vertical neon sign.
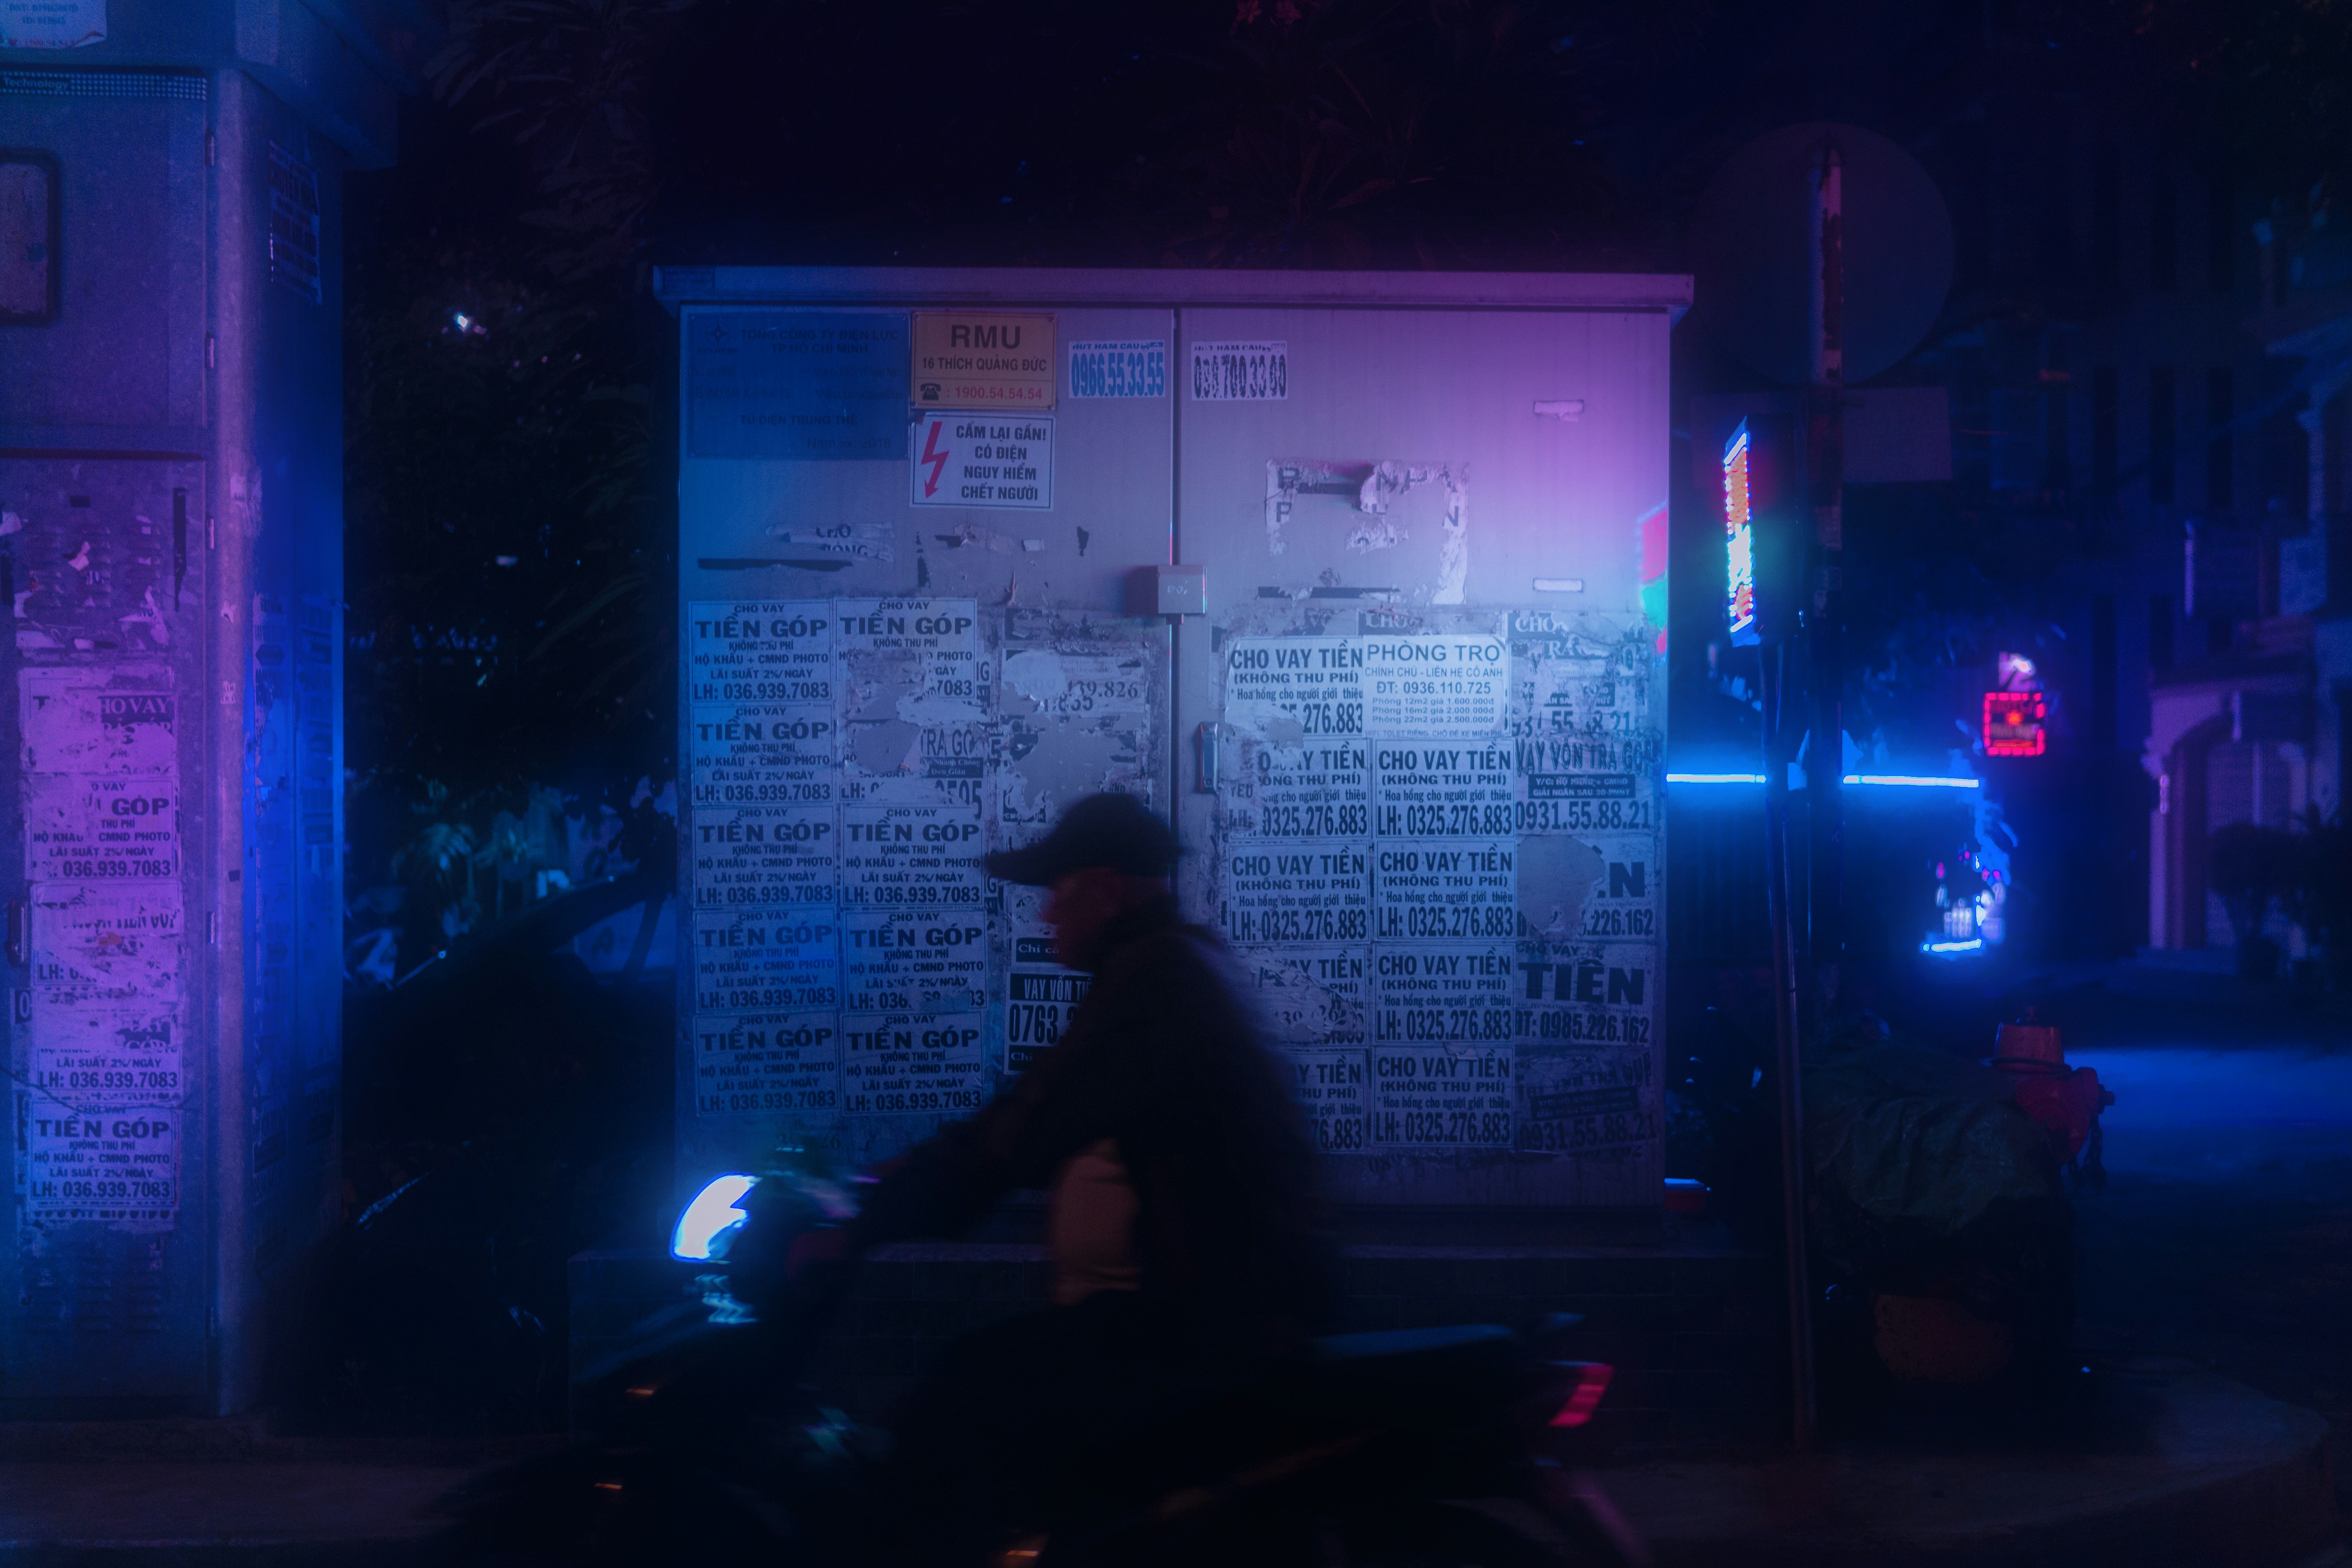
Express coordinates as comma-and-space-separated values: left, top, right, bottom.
1724, 421, 1758, 646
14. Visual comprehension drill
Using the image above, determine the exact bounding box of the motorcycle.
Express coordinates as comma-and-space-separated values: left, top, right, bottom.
438, 1154, 1649, 1568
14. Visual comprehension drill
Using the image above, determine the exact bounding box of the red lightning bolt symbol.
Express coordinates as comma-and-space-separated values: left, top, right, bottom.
919, 419, 950, 498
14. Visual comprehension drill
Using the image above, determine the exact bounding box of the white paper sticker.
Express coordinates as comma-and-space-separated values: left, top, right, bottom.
841, 805, 985, 907
843, 908, 989, 1014
691, 906, 842, 1013
1361, 634, 1506, 738
689, 702, 836, 807
1371, 741, 1514, 839
1372, 942, 1515, 1044
911, 414, 1053, 509
1190, 340, 1288, 400
690, 805, 839, 909
686, 600, 836, 705
1217, 841, 1371, 945
691, 1011, 841, 1119
1069, 339, 1167, 399
843, 1012, 987, 1116
1372, 839, 1516, 941
21, 1096, 177, 1229
23, 775, 179, 880
1371, 1044, 1513, 1148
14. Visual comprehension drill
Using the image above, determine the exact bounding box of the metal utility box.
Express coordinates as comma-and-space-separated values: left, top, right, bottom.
1, 9, 424, 1413
657, 267, 1684, 1209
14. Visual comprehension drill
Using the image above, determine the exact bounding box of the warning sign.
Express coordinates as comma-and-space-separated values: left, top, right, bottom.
913, 313, 1056, 409
911, 414, 1054, 510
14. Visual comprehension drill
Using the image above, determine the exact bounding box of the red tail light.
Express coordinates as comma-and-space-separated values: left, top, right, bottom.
1548, 1362, 1614, 1428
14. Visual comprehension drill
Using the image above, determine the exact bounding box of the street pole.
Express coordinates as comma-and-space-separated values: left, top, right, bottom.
1807, 142, 1846, 1011
1761, 640, 1818, 1452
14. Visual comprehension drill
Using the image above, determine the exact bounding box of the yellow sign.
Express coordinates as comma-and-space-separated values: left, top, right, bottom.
912, 312, 1056, 411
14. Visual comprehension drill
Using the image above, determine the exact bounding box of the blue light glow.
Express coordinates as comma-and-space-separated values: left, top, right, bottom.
671, 1173, 756, 1261
1847, 774, 1981, 790
1920, 937, 1986, 954
1668, 773, 1983, 790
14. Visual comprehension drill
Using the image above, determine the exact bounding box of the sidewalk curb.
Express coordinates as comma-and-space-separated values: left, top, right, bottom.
1612, 1375, 2337, 1568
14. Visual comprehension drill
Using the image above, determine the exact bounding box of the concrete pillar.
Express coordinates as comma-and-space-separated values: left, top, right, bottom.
0, 3, 427, 1416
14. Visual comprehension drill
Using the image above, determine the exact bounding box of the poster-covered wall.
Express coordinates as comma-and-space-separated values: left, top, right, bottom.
667, 274, 1677, 1204
681, 597, 1169, 1173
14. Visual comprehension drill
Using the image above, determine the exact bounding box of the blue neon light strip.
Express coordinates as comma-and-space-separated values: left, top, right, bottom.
1665, 773, 1982, 790
1919, 938, 1985, 954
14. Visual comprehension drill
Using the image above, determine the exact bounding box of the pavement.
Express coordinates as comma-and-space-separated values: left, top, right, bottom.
0, 954, 2341, 1565
0, 1370, 2334, 1565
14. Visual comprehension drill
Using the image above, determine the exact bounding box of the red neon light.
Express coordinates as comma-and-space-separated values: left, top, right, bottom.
1982, 692, 2046, 757
1548, 1362, 1614, 1428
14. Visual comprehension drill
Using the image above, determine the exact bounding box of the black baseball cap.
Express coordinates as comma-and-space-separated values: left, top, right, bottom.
983, 793, 1180, 885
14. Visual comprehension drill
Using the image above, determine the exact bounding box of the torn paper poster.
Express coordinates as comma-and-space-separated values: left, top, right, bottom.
1264, 461, 1467, 604
30, 881, 182, 1019
843, 908, 988, 1015
837, 597, 990, 808
1240, 946, 1368, 1046
23, 775, 179, 881
19, 668, 179, 776
1515, 1046, 1654, 1162
1283, 1048, 1369, 1154
764, 520, 895, 562
28, 1008, 181, 1110
1221, 636, 1364, 745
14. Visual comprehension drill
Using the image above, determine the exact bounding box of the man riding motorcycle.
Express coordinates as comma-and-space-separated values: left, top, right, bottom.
800, 792, 1340, 1558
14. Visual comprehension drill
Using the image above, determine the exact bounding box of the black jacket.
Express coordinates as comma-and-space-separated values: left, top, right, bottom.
845, 899, 1339, 1349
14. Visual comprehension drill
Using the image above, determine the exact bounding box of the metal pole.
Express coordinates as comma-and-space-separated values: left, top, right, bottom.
1806, 142, 1846, 1009
1761, 640, 1819, 1451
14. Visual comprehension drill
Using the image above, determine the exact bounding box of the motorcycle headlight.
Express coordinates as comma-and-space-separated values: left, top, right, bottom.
671, 1173, 756, 1261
